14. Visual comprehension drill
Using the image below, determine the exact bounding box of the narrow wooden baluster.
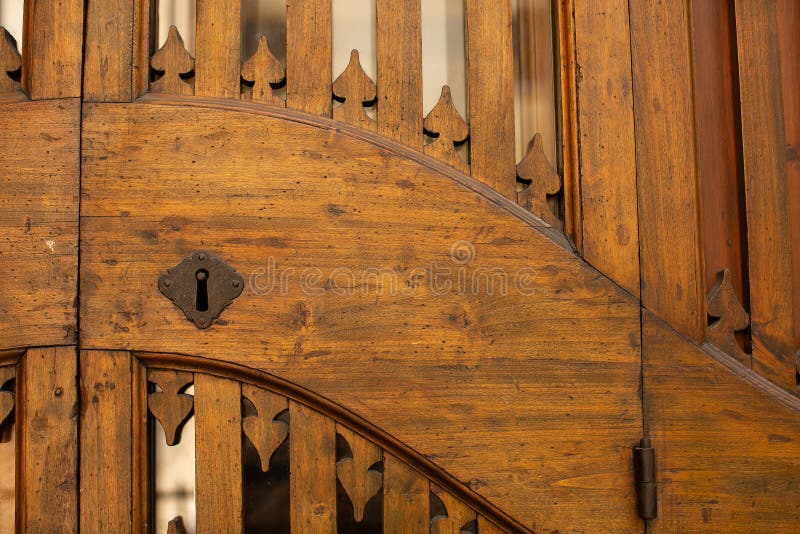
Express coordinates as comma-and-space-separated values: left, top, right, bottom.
22, 0, 84, 99
195, 0, 241, 98
83, 0, 135, 101
150, 26, 195, 96
147, 369, 194, 446
477, 516, 506, 534
19, 347, 78, 531
287, 0, 332, 116
431, 485, 477, 534
290, 401, 336, 533
0, 28, 21, 95
465, 0, 516, 199
332, 50, 377, 131
707, 269, 751, 365
376, 0, 423, 148
735, 0, 799, 388
131, 359, 150, 533
383, 453, 428, 533
79, 350, 133, 533
241, 35, 286, 106
242, 384, 288, 471
194, 374, 243, 534
0, 366, 15, 442
423, 86, 469, 173
336, 425, 382, 523
517, 133, 563, 229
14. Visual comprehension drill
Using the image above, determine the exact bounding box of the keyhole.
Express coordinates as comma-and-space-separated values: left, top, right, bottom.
195, 269, 209, 312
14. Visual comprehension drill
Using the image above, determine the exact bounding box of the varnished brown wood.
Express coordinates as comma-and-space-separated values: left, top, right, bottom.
465, 0, 516, 199
241, 35, 285, 106
289, 401, 336, 533
18, 346, 77, 532
376, 0, 422, 149
167, 516, 187, 534
332, 50, 377, 131
83, 0, 134, 101
336, 425, 382, 523
0, 99, 78, 351
147, 369, 193, 446
423, 86, 469, 173
630, 0, 705, 342
431, 485, 477, 534
573, 0, 640, 296
79, 350, 132, 533
707, 269, 750, 365
516, 133, 562, 229
383, 453, 428, 533
242, 384, 288, 471
131, 357, 149, 533
644, 312, 800, 532
194, 374, 242, 534
286, 0, 332, 116
195, 0, 241, 99
0, 365, 14, 442
21, 0, 83, 99
735, 0, 799, 389
150, 26, 194, 96
0, 28, 21, 95
478, 516, 505, 534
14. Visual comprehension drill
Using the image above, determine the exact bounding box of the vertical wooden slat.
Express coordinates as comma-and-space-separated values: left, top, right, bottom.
0, 364, 16, 532
573, 0, 640, 296
22, 0, 84, 99
79, 350, 133, 533
734, 0, 798, 387
376, 0, 423, 149
287, 0, 332, 116
383, 453, 428, 533
465, 0, 516, 199
289, 401, 336, 533
131, 357, 150, 533
19, 346, 78, 532
195, 0, 242, 98
194, 374, 242, 534
630, 0, 705, 341
83, 0, 135, 101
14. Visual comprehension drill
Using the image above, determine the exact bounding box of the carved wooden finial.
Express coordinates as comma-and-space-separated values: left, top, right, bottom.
148, 369, 194, 446
517, 133, 562, 229
167, 516, 187, 534
241, 35, 285, 106
707, 268, 750, 364
0, 367, 15, 443
423, 86, 469, 172
150, 26, 195, 96
336, 426, 382, 522
430, 485, 477, 534
0, 27, 21, 94
332, 49, 377, 130
242, 385, 288, 472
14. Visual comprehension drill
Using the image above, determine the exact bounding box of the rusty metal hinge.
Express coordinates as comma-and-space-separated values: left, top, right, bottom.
634, 437, 657, 519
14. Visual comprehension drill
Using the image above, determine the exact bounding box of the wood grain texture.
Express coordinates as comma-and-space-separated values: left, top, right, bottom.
643, 312, 800, 532
516, 133, 562, 229
241, 36, 286, 106
336, 425, 382, 523
376, 0, 422, 149
630, 0, 705, 342
194, 374, 242, 534
0, 99, 78, 351
332, 50, 376, 131
131, 357, 149, 533
242, 384, 288, 471
21, 0, 84, 99
735, 0, 799, 389
0, 28, 22, 96
195, 0, 241, 98
286, 0, 332, 116
573, 0, 640, 296
707, 269, 750, 365
79, 350, 132, 533
80, 100, 643, 531
83, 0, 134, 101
383, 453, 428, 533
0, 365, 15, 443
18, 346, 77, 532
289, 401, 336, 533
147, 369, 194, 446
423, 86, 469, 173
431, 485, 476, 534
465, 0, 516, 199
150, 26, 195, 96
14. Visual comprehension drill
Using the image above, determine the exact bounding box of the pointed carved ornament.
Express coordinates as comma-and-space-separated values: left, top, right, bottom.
0, 27, 21, 95
707, 268, 750, 364
151, 26, 195, 96
241, 35, 285, 106
167, 516, 187, 534
0, 367, 15, 443
242, 384, 288, 472
148, 369, 194, 445
431, 485, 478, 534
336, 425, 383, 522
517, 133, 562, 229
424, 86, 469, 173
332, 49, 377, 131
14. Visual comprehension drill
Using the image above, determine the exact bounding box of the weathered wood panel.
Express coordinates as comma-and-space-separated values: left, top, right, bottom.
79, 99, 642, 531
643, 313, 800, 532
79, 350, 133, 533
0, 99, 79, 351
286, 0, 332, 116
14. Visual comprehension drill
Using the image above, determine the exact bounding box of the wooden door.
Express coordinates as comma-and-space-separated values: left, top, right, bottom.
1, 1, 799, 533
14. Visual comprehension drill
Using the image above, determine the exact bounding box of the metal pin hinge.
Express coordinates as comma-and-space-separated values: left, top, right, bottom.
634, 437, 657, 519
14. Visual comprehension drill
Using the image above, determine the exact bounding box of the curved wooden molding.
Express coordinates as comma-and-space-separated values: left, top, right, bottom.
707, 268, 750, 365
517, 133, 563, 230
332, 49, 377, 131
423, 86, 469, 173
150, 26, 194, 96
133, 350, 531, 533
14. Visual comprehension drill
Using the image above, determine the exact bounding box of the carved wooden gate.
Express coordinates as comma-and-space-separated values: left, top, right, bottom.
1, 0, 799, 533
